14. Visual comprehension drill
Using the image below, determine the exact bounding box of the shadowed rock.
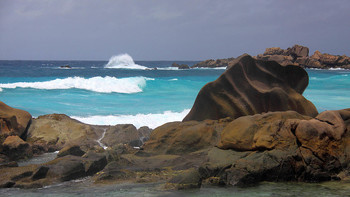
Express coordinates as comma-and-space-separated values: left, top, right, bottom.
183, 54, 318, 122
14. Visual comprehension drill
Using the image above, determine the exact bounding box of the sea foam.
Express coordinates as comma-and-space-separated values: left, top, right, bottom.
72, 109, 190, 129
105, 54, 148, 70
0, 76, 153, 93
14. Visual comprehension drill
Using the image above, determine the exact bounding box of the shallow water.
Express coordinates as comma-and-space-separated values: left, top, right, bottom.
1, 179, 349, 197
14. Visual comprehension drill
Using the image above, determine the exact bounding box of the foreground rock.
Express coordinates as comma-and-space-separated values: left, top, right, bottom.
26, 114, 152, 152
0, 101, 32, 139
183, 54, 318, 121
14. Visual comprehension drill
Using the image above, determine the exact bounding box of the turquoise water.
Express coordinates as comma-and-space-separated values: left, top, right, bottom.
0, 58, 349, 128
0, 57, 350, 195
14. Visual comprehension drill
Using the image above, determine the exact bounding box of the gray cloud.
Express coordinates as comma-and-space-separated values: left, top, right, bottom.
0, 0, 349, 60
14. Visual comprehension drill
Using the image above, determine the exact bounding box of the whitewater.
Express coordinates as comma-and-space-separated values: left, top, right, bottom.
0, 54, 349, 129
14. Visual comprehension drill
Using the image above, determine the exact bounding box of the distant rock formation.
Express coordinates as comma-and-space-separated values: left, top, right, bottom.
191, 57, 235, 68
171, 62, 190, 69
183, 54, 318, 122
256, 45, 350, 69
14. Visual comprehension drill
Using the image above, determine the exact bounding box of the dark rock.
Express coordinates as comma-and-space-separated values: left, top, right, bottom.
2, 135, 33, 160
46, 155, 86, 182
172, 62, 190, 69
286, 44, 309, 58
31, 166, 49, 181
82, 151, 107, 175
167, 168, 202, 189
60, 65, 71, 69
183, 54, 318, 122
57, 145, 85, 157
192, 58, 235, 68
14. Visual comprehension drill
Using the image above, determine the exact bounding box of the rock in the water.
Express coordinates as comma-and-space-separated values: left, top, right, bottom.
183, 54, 318, 122
172, 63, 190, 69
2, 135, 33, 160
192, 57, 235, 68
0, 101, 32, 138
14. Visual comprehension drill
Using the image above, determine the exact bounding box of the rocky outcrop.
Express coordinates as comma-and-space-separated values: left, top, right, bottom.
192, 57, 235, 68
183, 54, 318, 122
256, 45, 350, 69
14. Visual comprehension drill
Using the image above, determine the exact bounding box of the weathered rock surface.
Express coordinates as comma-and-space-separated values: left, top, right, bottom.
0, 101, 32, 139
183, 54, 318, 122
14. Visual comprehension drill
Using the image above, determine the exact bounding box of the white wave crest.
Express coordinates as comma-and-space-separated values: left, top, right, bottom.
0, 76, 153, 93
105, 54, 148, 70
72, 109, 190, 129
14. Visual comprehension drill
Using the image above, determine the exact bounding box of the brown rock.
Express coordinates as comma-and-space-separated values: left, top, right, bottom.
26, 114, 100, 151
143, 118, 231, 154
263, 47, 285, 55
2, 135, 33, 160
0, 101, 32, 138
183, 54, 318, 122
218, 111, 311, 151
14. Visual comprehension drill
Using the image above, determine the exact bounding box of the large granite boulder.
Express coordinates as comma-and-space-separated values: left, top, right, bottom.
183, 54, 318, 122
143, 118, 231, 155
26, 114, 101, 151
0, 101, 32, 139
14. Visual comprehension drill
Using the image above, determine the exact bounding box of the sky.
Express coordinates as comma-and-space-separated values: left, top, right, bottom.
0, 0, 349, 61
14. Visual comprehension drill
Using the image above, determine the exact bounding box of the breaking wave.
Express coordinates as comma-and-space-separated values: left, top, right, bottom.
104, 54, 148, 69
72, 109, 190, 129
0, 76, 153, 93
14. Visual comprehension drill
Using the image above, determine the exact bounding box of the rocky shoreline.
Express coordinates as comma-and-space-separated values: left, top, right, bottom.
189, 45, 350, 69
1, 54, 349, 190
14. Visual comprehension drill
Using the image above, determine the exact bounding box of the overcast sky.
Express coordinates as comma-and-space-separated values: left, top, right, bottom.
0, 0, 349, 61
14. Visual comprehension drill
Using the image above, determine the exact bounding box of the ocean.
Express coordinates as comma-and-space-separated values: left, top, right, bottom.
0, 54, 350, 196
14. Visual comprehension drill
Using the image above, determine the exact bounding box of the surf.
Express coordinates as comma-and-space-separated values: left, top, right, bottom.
0, 76, 153, 94
104, 53, 148, 70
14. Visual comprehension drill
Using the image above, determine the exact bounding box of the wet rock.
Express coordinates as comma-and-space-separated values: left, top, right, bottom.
172, 63, 190, 69
167, 168, 202, 189
82, 151, 107, 175
183, 54, 318, 121
45, 155, 86, 182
